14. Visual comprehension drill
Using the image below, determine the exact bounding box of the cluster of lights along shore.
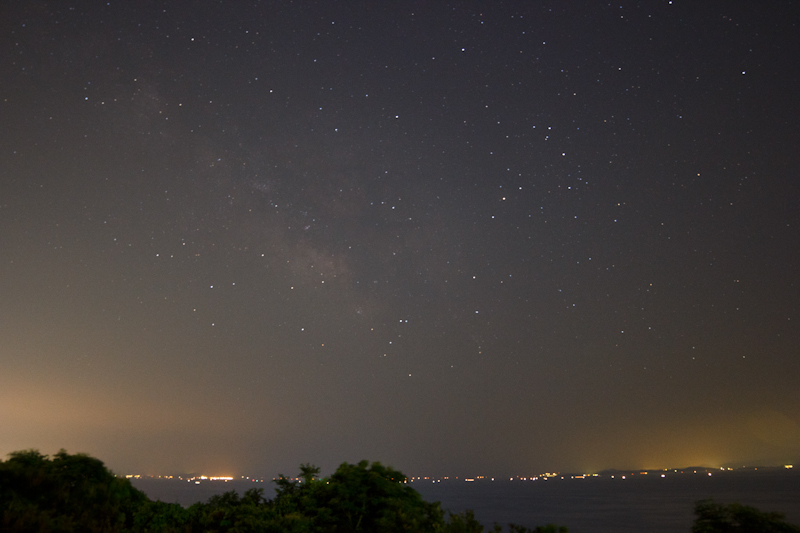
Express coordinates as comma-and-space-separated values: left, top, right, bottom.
123, 465, 794, 484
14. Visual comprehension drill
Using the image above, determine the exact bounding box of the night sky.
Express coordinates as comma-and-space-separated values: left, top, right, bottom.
2, 1, 799, 478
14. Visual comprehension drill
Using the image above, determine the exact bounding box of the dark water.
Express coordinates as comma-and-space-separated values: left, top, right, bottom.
132, 470, 800, 533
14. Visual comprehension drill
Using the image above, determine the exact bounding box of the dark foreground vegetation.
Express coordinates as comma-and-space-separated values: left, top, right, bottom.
1, 450, 798, 532
0, 450, 561, 532
692, 499, 800, 533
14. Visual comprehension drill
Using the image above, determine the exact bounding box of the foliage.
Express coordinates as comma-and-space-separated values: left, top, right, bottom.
268, 460, 444, 532
185, 487, 283, 533
1, 448, 576, 532
692, 499, 800, 533
130, 499, 192, 533
0, 449, 147, 532
444, 509, 488, 533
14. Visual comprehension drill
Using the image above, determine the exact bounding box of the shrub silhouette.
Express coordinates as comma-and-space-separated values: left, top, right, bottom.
1, 448, 575, 532
692, 499, 800, 533
0, 449, 146, 532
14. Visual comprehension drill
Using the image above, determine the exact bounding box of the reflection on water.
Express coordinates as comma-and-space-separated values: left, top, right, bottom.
132, 470, 800, 533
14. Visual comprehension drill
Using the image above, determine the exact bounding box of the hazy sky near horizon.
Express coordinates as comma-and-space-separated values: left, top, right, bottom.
2, 1, 799, 477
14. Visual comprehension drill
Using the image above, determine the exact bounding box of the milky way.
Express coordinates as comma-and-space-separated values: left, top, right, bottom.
1, 2, 798, 477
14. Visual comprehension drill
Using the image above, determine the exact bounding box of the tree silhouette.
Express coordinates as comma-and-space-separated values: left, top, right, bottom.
2, 449, 573, 532
0, 449, 146, 532
692, 499, 800, 533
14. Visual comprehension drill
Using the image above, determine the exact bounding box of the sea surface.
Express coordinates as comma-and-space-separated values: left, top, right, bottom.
131, 469, 800, 533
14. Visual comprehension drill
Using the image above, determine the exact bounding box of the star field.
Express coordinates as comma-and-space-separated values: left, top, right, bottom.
1, 1, 799, 476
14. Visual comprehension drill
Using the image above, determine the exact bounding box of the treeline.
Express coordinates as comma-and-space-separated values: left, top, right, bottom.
2, 450, 799, 532
0, 450, 562, 532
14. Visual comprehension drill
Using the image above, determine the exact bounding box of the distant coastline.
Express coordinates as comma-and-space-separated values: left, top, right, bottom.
129, 466, 800, 532
123, 463, 795, 485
